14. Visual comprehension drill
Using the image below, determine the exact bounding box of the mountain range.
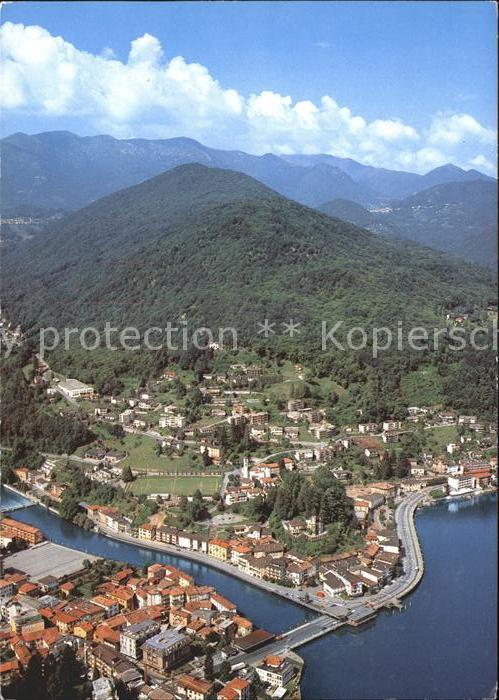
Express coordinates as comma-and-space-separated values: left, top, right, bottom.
2, 130, 493, 214
2, 164, 494, 348
319, 180, 498, 268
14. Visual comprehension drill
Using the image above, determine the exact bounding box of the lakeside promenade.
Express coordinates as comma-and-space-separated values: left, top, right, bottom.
2, 482, 430, 616
0, 484, 447, 660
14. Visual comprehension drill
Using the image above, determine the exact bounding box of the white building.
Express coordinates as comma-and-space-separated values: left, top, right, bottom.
448, 473, 476, 495
358, 423, 378, 434
382, 420, 402, 431
120, 619, 160, 659
58, 378, 94, 400
256, 656, 294, 689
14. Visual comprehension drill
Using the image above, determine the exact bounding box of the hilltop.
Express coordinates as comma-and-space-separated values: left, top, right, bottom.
2, 164, 495, 346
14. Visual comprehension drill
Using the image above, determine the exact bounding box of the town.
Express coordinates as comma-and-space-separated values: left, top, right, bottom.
0, 344, 496, 698
0, 523, 301, 700
3, 349, 496, 596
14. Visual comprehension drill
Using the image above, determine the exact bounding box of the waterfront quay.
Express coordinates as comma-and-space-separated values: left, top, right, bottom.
2, 483, 430, 662
86, 487, 431, 661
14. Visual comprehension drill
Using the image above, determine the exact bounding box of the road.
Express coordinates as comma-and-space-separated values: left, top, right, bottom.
95, 487, 432, 620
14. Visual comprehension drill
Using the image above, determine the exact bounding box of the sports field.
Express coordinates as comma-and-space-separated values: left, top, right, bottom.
130, 474, 221, 496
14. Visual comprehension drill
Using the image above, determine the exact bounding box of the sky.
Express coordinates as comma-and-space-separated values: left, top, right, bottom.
1, 1, 497, 174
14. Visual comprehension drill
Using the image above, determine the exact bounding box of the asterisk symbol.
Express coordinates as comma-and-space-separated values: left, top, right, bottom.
257, 319, 276, 338
282, 319, 301, 337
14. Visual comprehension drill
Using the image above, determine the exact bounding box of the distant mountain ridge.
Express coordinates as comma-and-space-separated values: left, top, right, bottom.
319, 180, 498, 269
282, 155, 493, 198
1, 130, 493, 213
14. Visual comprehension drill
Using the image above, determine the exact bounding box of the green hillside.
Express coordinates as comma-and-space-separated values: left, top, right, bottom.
2, 165, 495, 348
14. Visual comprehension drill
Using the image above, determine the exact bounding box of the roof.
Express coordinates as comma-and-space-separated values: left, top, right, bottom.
177, 674, 213, 694
233, 615, 252, 628
0, 659, 19, 673
94, 625, 120, 644
141, 628, 186, 652
121, 619, 158, 636
264, 655, 285, 667
233, 628, 274, 651
324, 572, 345, 589
91, 595, 117, 608
0, 517, 42, 535
209, 539, 231, 548
211, 593, 236, 610
60, 582, 75, 591
58, 378, 93, 391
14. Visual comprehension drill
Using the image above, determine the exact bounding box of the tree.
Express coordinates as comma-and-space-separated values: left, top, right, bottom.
122, 465, 134, 482
6, 646, 89, 700
219, 660, 232, 681
59, 492, 80, 521
204, 648, 215, 681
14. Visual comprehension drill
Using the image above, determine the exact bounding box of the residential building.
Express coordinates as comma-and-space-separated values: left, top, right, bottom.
176, 674, 214, 700
248, 412, 269, 425
358, 423, 378, 434
256, 655, 294, 689
217, 678, 251, 700
0, 518, 43, 545
323, 572, 346, 597
208, 540, 231, 561
448, 472, 476, 494
138, 524, 156, 541
382, 420, 402, 431
141, 629, 191, 673
91, 595, 120, 619
120, 619, 160, 659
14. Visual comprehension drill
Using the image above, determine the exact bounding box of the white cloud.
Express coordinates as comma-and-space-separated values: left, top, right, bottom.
0, 22, 496, 175
368, 119, 419, 142
428, 113, 496, 146
469, 154, 496, 175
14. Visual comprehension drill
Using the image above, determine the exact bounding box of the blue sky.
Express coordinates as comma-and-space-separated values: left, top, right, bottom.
1, 1, 496, 173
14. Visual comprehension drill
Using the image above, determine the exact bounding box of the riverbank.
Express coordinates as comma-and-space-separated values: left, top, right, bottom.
299, 491, 497, 699
1, 482, 60, 517
93, 487, 433, 616
2, 482, 432, 617
2, 487, 496, 698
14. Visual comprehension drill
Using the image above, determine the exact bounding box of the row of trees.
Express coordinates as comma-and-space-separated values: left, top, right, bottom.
5, 647, 90, 700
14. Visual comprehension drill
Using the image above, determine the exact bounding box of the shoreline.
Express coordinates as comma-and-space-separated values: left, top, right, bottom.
94, 488, 434, 615
1, 482, 61, 518
2, 482, 435, 617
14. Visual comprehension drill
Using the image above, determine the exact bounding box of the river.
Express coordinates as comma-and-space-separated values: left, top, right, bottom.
1, 487, 497, 698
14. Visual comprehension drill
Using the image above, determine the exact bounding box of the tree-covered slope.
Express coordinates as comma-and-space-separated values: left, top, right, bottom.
2, 165, 495, 347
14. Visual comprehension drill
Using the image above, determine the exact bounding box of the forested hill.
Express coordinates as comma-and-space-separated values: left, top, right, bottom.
2, 164, 495, 347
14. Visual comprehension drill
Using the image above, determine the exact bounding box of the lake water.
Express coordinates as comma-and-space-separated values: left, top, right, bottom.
1, 487, 496, 698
